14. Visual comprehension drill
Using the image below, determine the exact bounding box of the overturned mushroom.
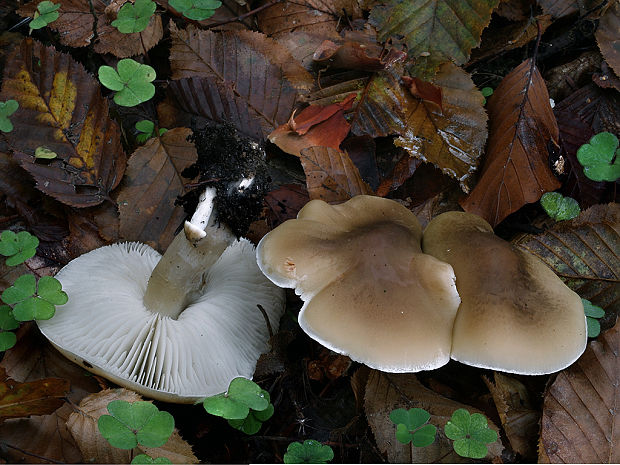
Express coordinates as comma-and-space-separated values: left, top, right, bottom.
256, 195, 461, 372
37, 187, 285, 403
422, 211, 586, 375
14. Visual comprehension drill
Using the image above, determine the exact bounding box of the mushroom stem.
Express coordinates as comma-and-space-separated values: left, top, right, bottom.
143, 187, 236, 319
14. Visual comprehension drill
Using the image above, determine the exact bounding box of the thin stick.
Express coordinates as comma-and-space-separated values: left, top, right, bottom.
2, 443, 65, 464
257, 304, 274, 339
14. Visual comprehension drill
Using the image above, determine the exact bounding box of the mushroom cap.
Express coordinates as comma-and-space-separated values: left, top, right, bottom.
422, 211, 587, 375
256, 195, 461, 372
37, 240, 285, 403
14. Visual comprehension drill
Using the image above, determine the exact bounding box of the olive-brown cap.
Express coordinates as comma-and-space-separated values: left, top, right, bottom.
422, 211, 587, 375
257, 195, 461, 372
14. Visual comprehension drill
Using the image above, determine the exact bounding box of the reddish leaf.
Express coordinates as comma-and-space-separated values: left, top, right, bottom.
18, 0, 163, 57
264, 184, 309, 228
117, 128, 198, 252
312, 40, 406, 71
0, 38, 126, 207
268, 94, 355, 157
0, 367, 69, 422
376, 151, 422, 197
299, 147, 373, 203
401, 76, 443, 112
461, 59, 561, 226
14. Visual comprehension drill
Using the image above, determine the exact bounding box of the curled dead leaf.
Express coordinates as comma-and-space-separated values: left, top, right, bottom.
313, 40, 406, 71
67, 389, 198, 464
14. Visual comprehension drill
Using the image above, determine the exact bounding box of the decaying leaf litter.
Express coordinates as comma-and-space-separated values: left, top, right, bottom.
0, 0, 618, 462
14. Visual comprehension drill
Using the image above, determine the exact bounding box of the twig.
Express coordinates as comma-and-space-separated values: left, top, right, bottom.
257, 304, 274, 339
2, 443, 65, 464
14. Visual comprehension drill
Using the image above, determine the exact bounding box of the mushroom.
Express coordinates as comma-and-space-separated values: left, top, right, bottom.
422, 211, 586, 375
37, 187, 285, 403
256, 195, 461, 372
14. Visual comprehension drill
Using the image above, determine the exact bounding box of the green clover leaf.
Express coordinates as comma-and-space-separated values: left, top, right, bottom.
389, 408, 437, 447
30, 1, 61, 29
0, 100, 19, 133
576, 132, 620, 182
203, 377, 269, 420
0, 331, 17, 351
0, 230, 38, 266
111, 0, 156, 34
0, 305, 19, 331
227, 390, 274, 434
35, 146, 58, 159
98, 59, 156, 107
169, 0, 221, 20
444, 409, 497, 459
283, 440, 334, 464
2, 275, 66, 321
583, 298, 605, 338
136, 119, 155, 142
481, 86, 493, 104
98, 400, 175, 450
540, 192, 580, 221
131, 454, 172, 464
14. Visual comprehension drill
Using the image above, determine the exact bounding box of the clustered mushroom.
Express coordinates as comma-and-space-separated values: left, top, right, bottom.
256, 195, 587, 375
38, 187, 285, 403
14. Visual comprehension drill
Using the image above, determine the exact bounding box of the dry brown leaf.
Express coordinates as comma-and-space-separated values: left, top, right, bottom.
299, 146, 373, 203
397, 63, 488, 193
365, 371, 503, 463
596, 1, 620, 77
268, 94, 355, 157
312, 40, 406, 71
17, 0, 163, 57
0, 366, 69, 422
168, 23, 312, 139
0, 38, 126, 207
514, 203, 620, 323
538, 0, 605, 18
117, 128, 197, 252
0, 323, 102, 463
275, 31, 341, 71
155, 0, 249, 30
263, 184, 309, 228
495, 0, 533, 20
461, 59, 561, 226
540, 318, 620, 463
484, 372, 539, 458
67, 389, 198, 464
257, 0, 362, 39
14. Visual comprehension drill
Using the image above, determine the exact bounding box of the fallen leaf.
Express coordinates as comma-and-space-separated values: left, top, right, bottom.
268, 94, 355, 157
396, 64, 488, 193
67, 388, 199, 463
0, 38, 126, 207
470, 14, 553, 64
376, 150, 423, 197
312, 40, 406, 71
117, 128, 198, 252
540, 318, 620, 463
263, 184, 309, 228
342, 136, 380, 190
257, 0, 362, 39
514, 203, 619, 324
401, 76, 442, 111
495, 0, 533, 20
17, 0, 163, 57
595, 1, 620, 78
299, 146, 373, 203
461, 59, 561, 226
155, 0, 249, 30
168, 23, 313, 139
539, 0, 605, 19
0, 366, 68, 422
483, 372, 539, 458
0, 323, 101, 463
370, 0, 499, 79
365, 371, 503, 463
274, 31, 340, 71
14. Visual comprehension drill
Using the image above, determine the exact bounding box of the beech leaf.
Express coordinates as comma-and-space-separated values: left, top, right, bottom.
0, 38, 126, 207
595, 1, 620, 77
514, 203, 619, 321
540, 318, 620, 462
461, 59, 561, 226
370, 0, 499, 79
117, 128, 198, 251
